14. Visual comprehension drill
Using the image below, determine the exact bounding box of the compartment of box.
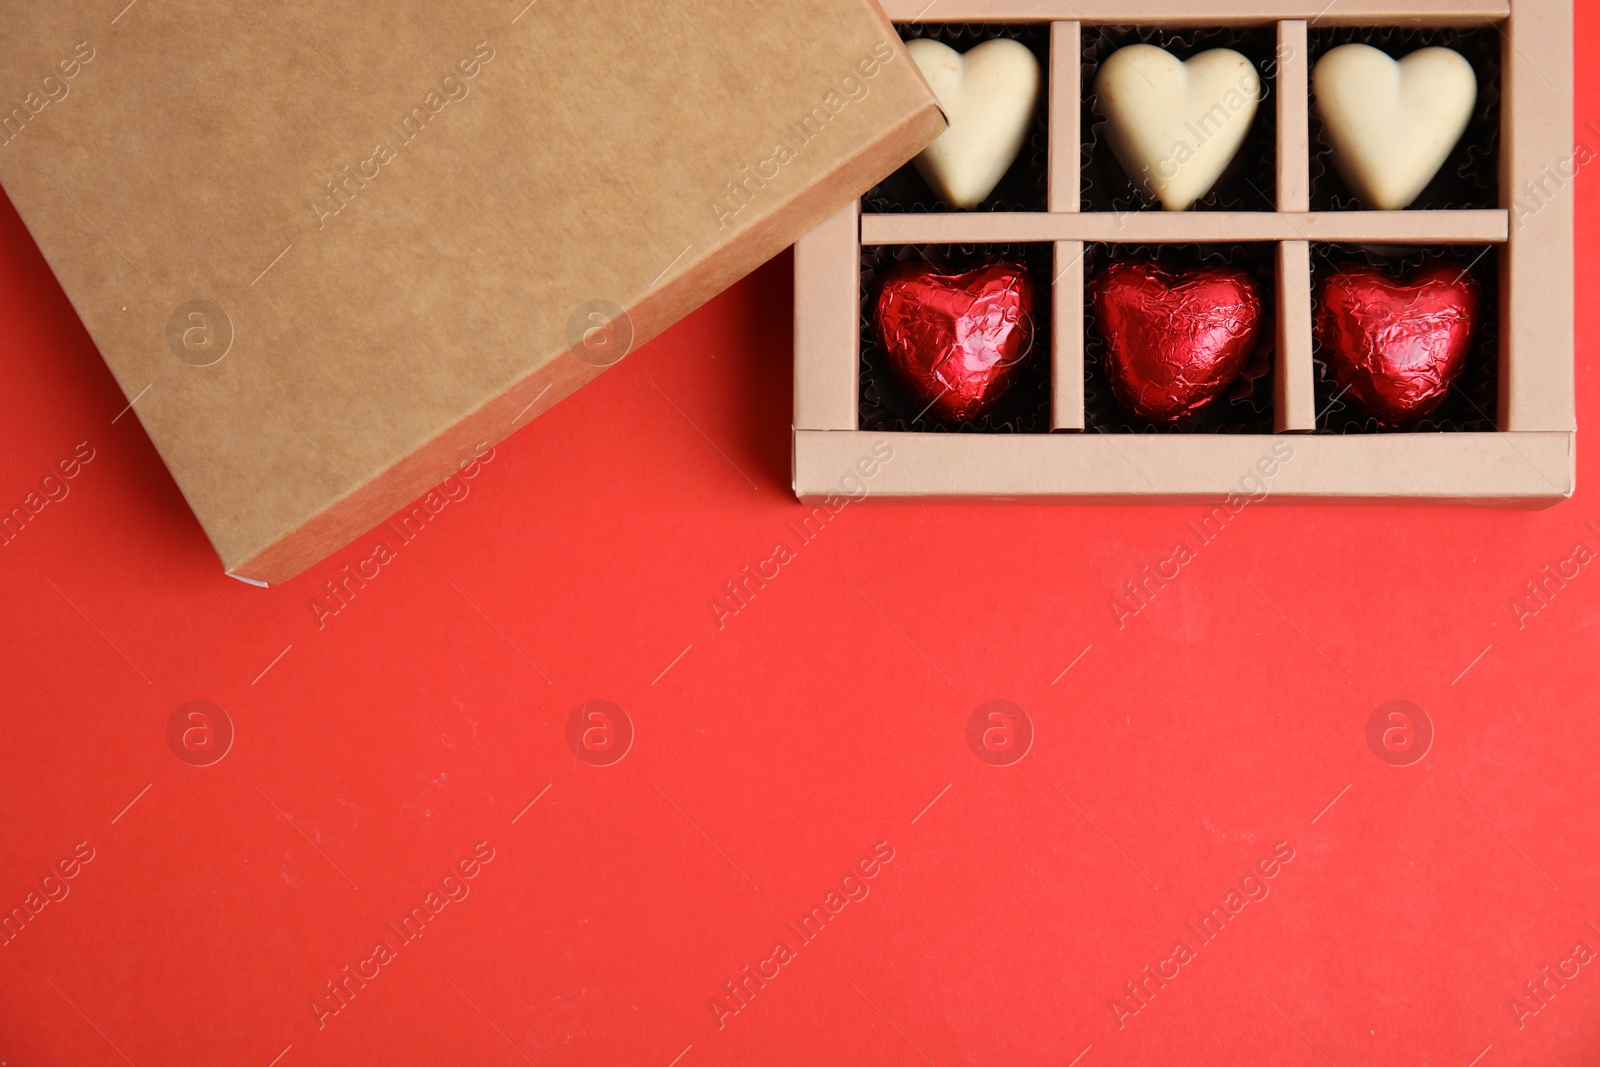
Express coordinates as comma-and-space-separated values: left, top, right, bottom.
865, 23, 1053, 214
1311, 243, 1500, 433
1308, 26, 1501, 212
1082, 241, 1277, 433
859, 242, 1055, 432
1081, 24, 1281, 213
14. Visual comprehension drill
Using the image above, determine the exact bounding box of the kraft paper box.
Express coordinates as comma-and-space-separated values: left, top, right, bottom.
0, 0, 944, 583
793, 0, 1575, 505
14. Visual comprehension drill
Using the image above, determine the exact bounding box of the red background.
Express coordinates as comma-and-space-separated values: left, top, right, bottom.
3, 17, 1598, 1067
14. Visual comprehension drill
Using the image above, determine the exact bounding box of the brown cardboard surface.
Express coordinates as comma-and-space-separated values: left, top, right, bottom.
1502, 0, 1577, 431
0, 0, 943, 582
1276, 241, 1315, 433
1050, 240, 1084, 430
793, 200, 862, 431
795, 0, 1574, 503
859, 210, 1511, 244
795, 430, 1574, 503
1047, 21, 1079, 214
1276, 20, 1309, 213
879, 0, 1507, 23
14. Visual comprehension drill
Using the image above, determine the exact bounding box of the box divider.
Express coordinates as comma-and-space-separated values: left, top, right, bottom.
1276, 20, 1310, 212
1276, 241, 1317, 431
794, 429, 1571, 501
1500, 0, 1575, 430
861, 210, 1509, 245
1052, 241, 1085, 429
876, 1, 1508, 24
793, 200, 862, 431
1048, 21, 1081, 213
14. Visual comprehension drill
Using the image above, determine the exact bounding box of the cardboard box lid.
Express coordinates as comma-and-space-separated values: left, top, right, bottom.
0, 0, 942, 583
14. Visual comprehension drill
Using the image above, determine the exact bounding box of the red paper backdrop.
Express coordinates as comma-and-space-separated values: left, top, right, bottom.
3, 18, 1599, 1067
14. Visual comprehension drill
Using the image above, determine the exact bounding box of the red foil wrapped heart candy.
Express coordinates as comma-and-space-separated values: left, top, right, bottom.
1092, 261, 1263, 423
875, 259, 1037, 424
1316, 264, 1480, 427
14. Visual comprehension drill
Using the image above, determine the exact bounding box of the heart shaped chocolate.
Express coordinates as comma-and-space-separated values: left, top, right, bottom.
876, 259, 1037, 424
1092, 261, 1262, 423
907, 38, 1042, 210
1316, 264, 1480, 427
1313, 44, 1477, 211
1095, 45, 1262, 211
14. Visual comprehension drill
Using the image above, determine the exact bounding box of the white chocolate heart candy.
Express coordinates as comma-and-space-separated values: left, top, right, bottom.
907, 38, 1041, 210
1094, 45, 1262, 211
1313, 44, 1477, 210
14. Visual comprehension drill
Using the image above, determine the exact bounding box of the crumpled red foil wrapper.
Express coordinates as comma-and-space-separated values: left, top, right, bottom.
1316, 265, 1480, 427
1091, 261, 1262, 423
875, 259, 1037, 424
